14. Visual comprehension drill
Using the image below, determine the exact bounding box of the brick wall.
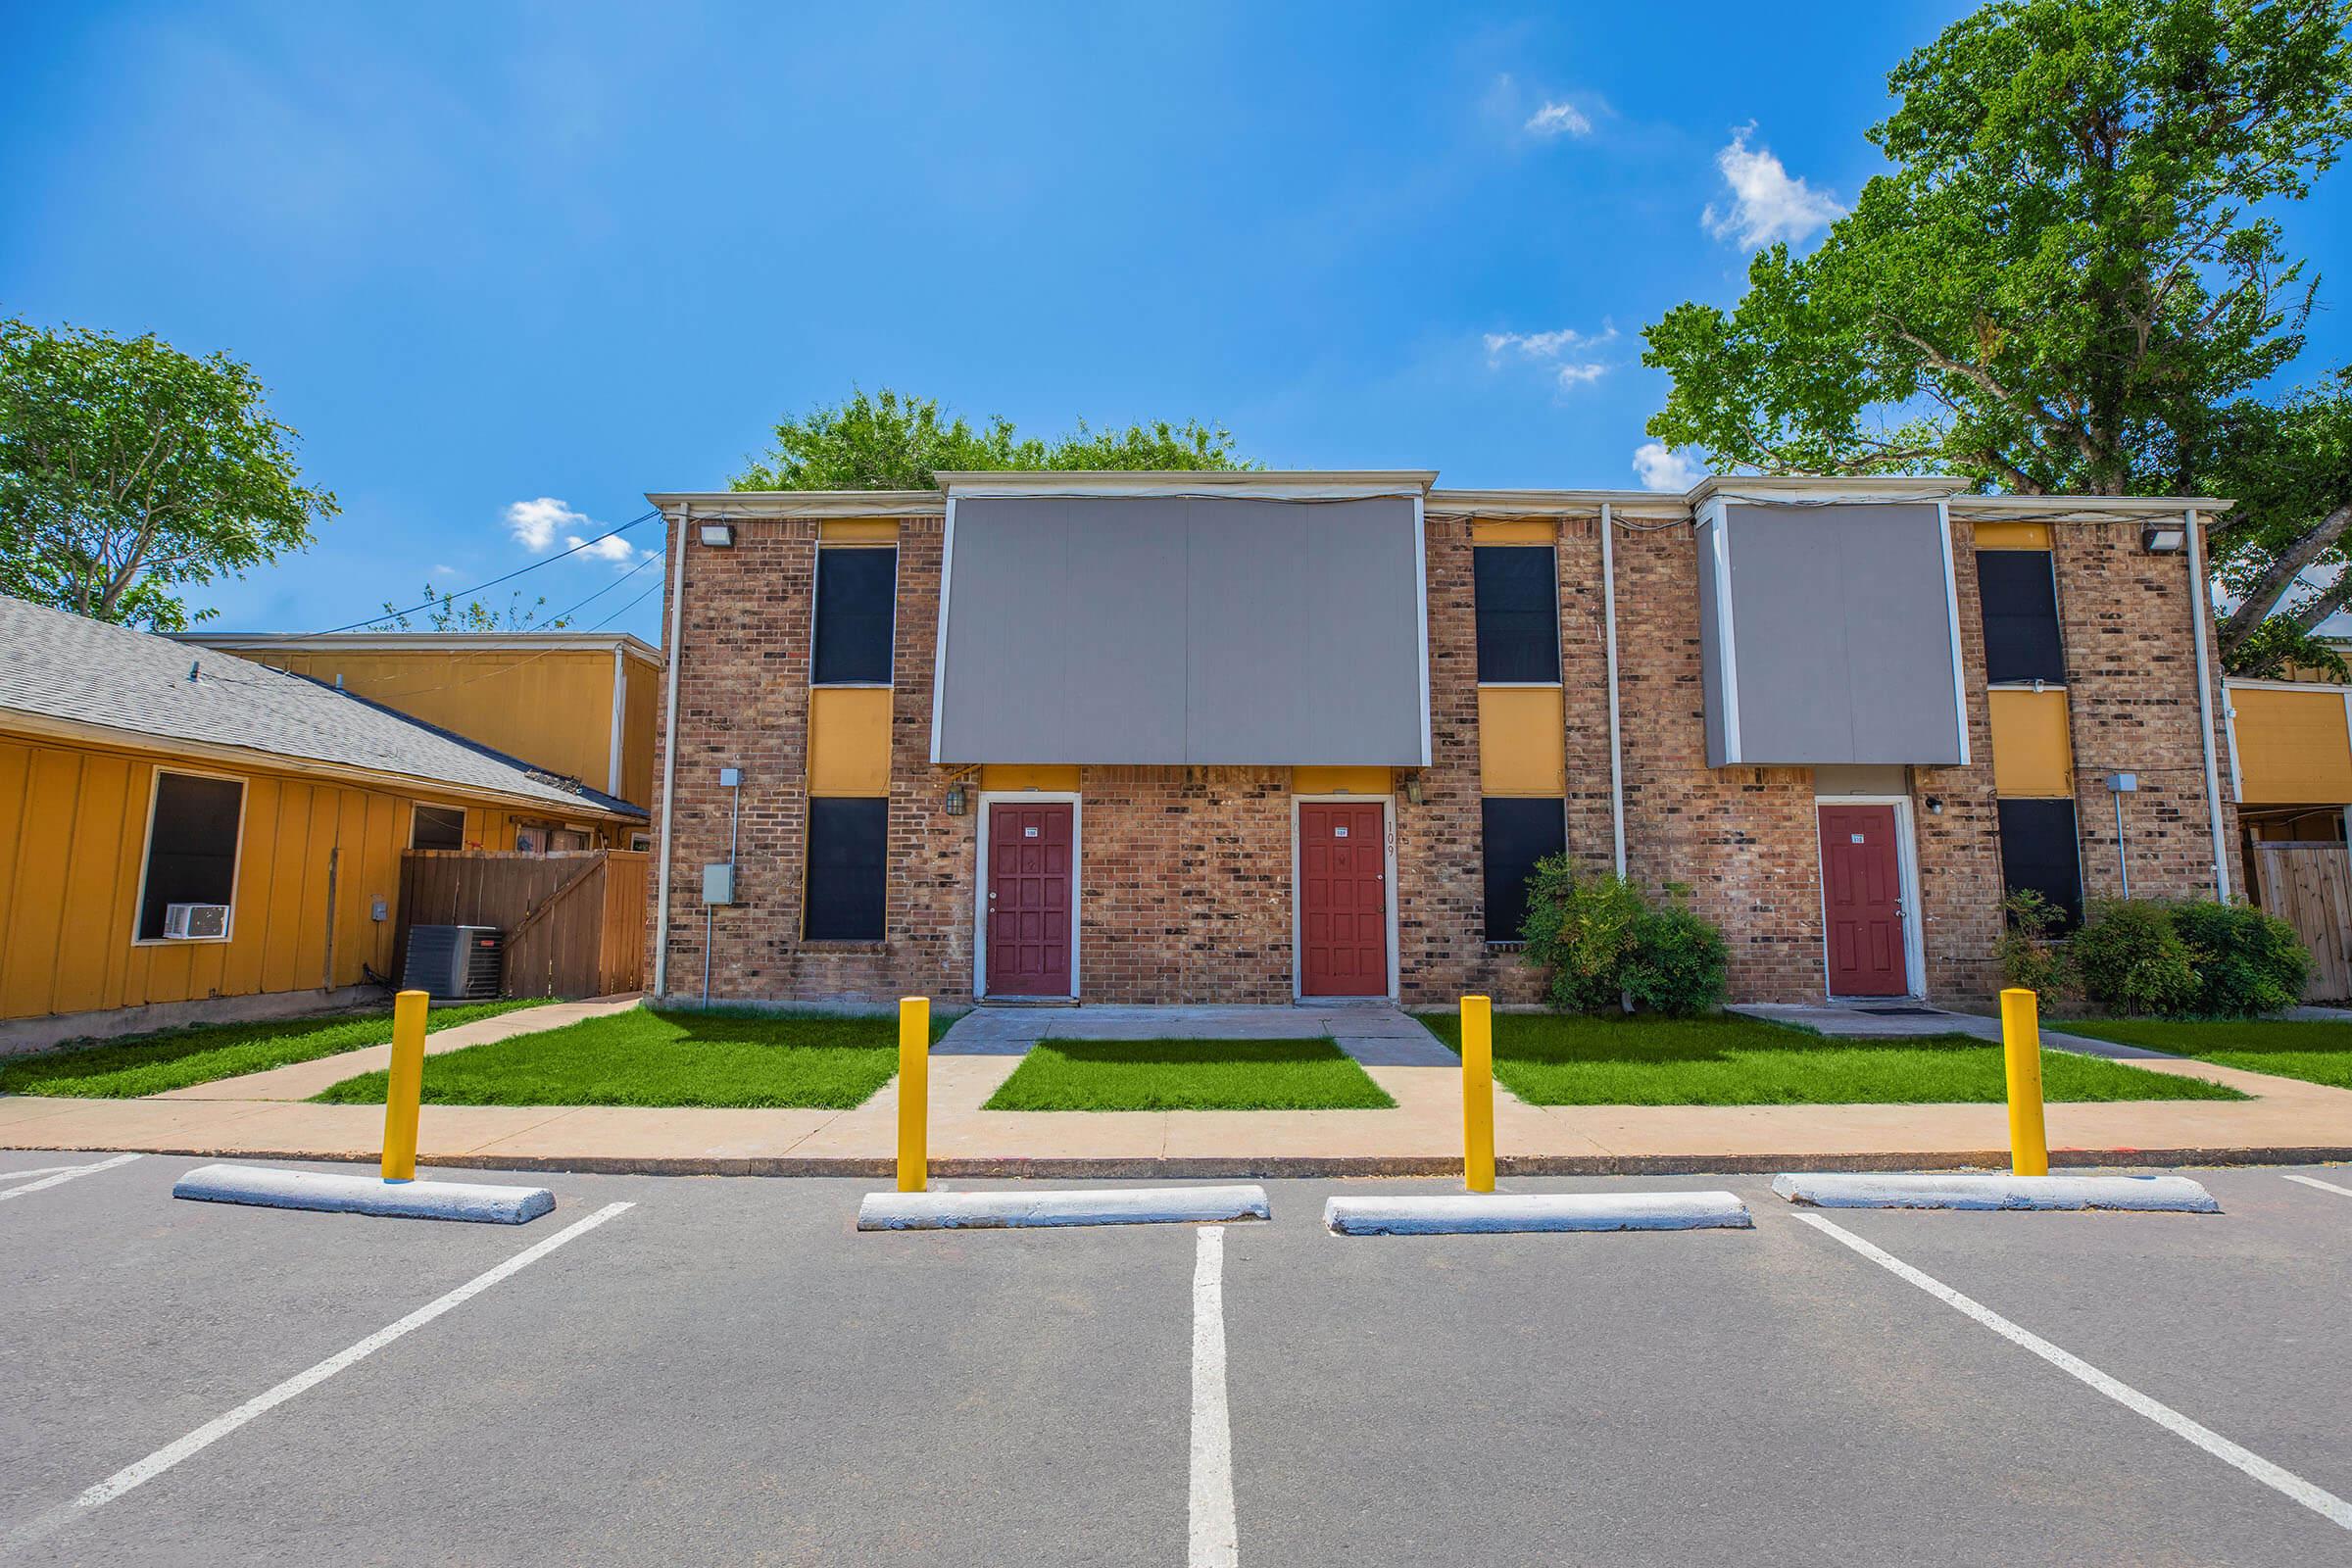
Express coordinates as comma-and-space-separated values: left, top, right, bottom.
650, 502, 2235, 1010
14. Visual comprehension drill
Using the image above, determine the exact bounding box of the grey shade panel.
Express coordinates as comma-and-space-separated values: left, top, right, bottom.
1704, 503, 1963, 766
934, 495, 1428, 764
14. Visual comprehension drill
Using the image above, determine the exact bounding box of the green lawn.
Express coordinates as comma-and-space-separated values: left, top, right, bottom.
2053, 1018, 2352, 1091
0, 1000, 552, 1099
1413, 1010, 2245, 1106
313, 1005, 939, 1109
982, 1037, 1397, 1111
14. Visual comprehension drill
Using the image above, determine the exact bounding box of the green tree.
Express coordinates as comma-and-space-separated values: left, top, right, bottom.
733, 387, 1251, 490
378, 583, 572, 632
2202, 368, 2352, 657
0, 318, 337, 631
1642, 0, 2352, 504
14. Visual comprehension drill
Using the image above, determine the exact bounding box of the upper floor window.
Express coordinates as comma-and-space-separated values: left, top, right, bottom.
1473, 546, 1560, 683
1978, 550, 2065, 685
812, 546, 898, 685
137, 771, 244, 941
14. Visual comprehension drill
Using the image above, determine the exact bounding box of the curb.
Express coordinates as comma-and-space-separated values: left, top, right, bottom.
1326, 1190, 1751, 1236
172, 1162, 557, 1223
1771, 1171, 2222, 1212
857, 1184, 1270, 1230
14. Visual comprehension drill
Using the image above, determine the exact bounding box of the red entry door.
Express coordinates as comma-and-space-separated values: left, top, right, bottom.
987, 802, 1074, 996
1819, 804, 1908, 997
1299, 802, 1390, 997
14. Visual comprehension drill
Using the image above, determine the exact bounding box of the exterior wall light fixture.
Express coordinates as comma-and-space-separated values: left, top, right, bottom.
698, 521, 736, 548
944, 784, 967, 815
2140, 522, 2186, 554
1402, 775, 1424, 806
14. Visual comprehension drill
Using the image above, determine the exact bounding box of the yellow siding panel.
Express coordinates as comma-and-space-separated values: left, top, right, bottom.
224, 777, 280, 999
808, 687, 894, 797
2232, 686, 2352, 804
1470, 519, 1556, 545
1974, 521, 2053, 550
1988, 689, 2075, 798
621, 657, 659, 808
820, 519, 901, 543
51, 755, 133, 1014
1293, 767, 1393, 796
980, 764, 1080, 792
1478, 687, 1568, 798
3, 750, 83, 1014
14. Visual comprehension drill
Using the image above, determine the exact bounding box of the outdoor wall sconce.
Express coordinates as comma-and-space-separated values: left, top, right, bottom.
2140, 521, 2186, 554
698, 520, 736, 548
944, 784, 967, 815
1924, 796, 1943, 815
1402, 775, 1424, 806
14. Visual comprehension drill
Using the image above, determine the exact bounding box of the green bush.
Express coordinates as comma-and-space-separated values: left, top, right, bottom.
2067, 900, 2201, 1016
1620, 896, 1730, 1017
2169, 900, 2309, 1017
1995, 889, 2073, 1002
1516, 858, 1643, 1012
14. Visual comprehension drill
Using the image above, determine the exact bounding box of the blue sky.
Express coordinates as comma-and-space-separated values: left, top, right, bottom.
5, 2, 2348, 646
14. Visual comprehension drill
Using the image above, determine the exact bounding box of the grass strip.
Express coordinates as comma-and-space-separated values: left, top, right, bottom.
2052, 1017, 2352, 1091
983, 1037, 1396, 1111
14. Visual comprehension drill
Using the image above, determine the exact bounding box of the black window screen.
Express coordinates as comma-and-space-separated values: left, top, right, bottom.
138, 772, 244, 939
412, 805, 466, 851
812, 547, 897, 685
805, 798, 888, 941
1473, 546, 1560, 684
1978, 550, 2065, 685
1997, 798, 2083, 929
1482, 798, 1566, 942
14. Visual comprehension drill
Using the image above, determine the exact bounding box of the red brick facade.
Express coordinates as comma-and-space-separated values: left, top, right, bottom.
650, 500, 2234, 1008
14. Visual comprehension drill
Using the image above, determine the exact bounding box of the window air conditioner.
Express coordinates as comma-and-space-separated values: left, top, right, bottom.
163, 903, 230, 940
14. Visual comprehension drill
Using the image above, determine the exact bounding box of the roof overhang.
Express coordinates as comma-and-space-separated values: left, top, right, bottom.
646, 490, 946, 518
935, 469, 1437, 499
179, 631, 664, 666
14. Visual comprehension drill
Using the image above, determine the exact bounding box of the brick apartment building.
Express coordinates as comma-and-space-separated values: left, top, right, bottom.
642, 470, 2236, 1009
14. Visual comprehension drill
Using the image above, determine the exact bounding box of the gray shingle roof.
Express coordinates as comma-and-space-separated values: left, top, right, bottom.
0, 595, 644, 818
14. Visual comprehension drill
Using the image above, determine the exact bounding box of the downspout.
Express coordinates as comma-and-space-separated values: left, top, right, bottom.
2184, 507, 2231, 900
1598, 503, 1626, 877
652, 503, 689, 999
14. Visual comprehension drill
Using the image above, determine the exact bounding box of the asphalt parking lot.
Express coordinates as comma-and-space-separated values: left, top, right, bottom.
3, 1149, 2349, 1566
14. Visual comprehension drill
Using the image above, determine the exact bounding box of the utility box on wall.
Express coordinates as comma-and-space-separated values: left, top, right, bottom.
702, 863, 737, 906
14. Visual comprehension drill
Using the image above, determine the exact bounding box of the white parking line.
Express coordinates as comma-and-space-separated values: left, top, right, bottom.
0, 1153, 141, 1204
1190, 1226, 1239, 1568
0, 1164, 116, 1184
2281, 1173, 2352, 1200
6, 1200, 633, 1549
1794, 1211, 2352, 1534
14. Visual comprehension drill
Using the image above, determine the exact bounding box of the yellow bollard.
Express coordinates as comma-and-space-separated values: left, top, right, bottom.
381, 988, 428, 1183
2000, 987, 2049, 1177
898, 996, 929, 1193
1460, 994, 1495, 1194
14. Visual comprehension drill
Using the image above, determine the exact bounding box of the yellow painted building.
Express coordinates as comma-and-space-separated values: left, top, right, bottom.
180, 632, 663, 813
0, 599, 644, 1038
2225, 677, 2352, 847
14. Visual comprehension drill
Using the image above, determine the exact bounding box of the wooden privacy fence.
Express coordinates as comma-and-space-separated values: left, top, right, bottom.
2249, 842, 2352, 1003
397, 851, 648, 999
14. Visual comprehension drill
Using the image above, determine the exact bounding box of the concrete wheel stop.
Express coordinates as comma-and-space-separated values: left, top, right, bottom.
172, 1163, 557, 1224
1324, 1191, 1753, 1236
858, 1184, 1271, 1230
1771, 1172, 2220, 1212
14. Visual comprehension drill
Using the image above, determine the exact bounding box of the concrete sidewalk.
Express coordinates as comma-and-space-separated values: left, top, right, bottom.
5, 1000, 2349, 1176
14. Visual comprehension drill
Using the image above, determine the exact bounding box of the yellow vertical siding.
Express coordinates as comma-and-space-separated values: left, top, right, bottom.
1292, 766, 1393, 795
621, 656, 660, 807
1477, 688, 1568, 797
2231, 686, 2352, 804
819, 519, 901, 543
1973, 521, 2054, 550
980, 764, 1081, 792
1987, 689, 2076, 797
808, 688, 894, 797
1470, 518, 1557, 545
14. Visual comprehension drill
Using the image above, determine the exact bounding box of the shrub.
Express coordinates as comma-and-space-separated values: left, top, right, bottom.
1994, 889, 2073, 1002
1516, 858, 1643, 1013
2067, 900, 2200, 1016
1620, 892, 1729, 1017
2169, 900, 2309, 1017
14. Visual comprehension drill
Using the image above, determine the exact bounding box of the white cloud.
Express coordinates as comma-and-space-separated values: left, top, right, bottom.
1524, 100, 1592, 138
430, 564, 458, 578
504, 496, 588, 552
1553, 362, 1608, 388
1633, 442, 1703, 492
565, 531, 646, 569
1484, 322, 1617, 366
1701, 124, 1843, 250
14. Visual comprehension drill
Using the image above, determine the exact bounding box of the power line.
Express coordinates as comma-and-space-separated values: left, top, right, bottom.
585, 580, 662, 632
314, 507, 662, 634
544, 551, 660, 625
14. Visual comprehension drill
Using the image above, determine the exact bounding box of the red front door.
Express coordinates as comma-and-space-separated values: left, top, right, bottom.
1299, 802, 1389, 997
987, 802, 1074, 996
1819, 804, 1908, 997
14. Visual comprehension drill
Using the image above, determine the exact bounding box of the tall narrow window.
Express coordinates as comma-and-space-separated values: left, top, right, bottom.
1977, 550, 2065, 684
1996, 798, 2083, 928
411, 805, 466, 850
812, 547, 898, 685
1472, 546, 1560, 683
805, 798, 888, 940
137, 771, 244, 941
1481, 798, 1566, 942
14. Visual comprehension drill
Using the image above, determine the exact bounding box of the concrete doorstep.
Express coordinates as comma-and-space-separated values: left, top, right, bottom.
1324, 1190, 1753, 1236
1770, 1171, 2221, 1212
856, 1184, 1271, 1231
172, 1162, 557, 1224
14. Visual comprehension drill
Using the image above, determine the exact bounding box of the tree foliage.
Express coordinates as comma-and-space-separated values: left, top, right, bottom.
733, 387, 1252, 490
2203, 368, 2352, 653
1642, 0, 2352, 500
0, 318, 336, 631
377, 583, 572, 633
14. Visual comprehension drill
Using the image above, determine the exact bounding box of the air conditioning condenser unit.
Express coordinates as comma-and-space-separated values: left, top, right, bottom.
402, 924, 504, 1000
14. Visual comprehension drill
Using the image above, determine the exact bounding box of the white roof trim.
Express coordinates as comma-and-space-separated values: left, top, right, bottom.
181, 631, 663, 665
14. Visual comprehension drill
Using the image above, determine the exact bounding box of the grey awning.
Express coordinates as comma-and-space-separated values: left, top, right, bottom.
931, 495, 1430, 765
